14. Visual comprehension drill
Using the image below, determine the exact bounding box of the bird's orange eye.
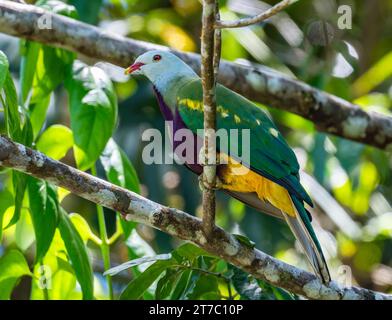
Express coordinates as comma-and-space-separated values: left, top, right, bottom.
153, 54, 162, 62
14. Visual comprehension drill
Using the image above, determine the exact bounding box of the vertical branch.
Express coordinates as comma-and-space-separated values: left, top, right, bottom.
201, 0, 219, 238
213, 3, 221, 80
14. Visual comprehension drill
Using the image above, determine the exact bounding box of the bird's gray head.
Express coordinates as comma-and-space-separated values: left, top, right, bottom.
125, 50, 197, 95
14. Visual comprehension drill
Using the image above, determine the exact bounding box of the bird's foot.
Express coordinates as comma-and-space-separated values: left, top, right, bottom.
198, 174, 223, 191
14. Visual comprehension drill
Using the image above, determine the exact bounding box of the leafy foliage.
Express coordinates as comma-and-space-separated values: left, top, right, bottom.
0, 15, 136, 297
20, 0, 76, 138
120, 259, 175, 300
100, 138, 140, 194
58, 208, 94, 300
2, 56, 32, 229
27, 178, 59, 262
36, 125, 73, 160
0, 188, 13, 242
115, 243, 292, 300
66, 61, 118, 170
0, 250, 32, 299
0, 51, 9, 89
229, 265, 296, 300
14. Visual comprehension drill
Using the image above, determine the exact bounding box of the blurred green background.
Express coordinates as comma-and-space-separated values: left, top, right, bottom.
0, 0, 391, 299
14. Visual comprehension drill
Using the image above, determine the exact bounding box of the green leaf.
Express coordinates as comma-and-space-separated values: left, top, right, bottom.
354, 93, 391, 114
58, 208, 94, 300
68, 0, 101, 23
21, 114, 34, 146
15, 208, 35, 252
28, 96, 51, 138
100, 138, 140, 238
66, 60, 117, 171
31, 46, 74, 104
20, 0, 76, 136
9, 115, 33, 228
229, 264, 262, 300
36, 125, 73, 160
51, 258, 78, 300
228, 264, 293, 300
7, 116, 34, 228
69, 213, 99, 244
20, 41, 40, 103
7, 172, 28, 228
183, 260, 219, 300
353, 51, 392, 96
155, 268, 180, 300
233, 234, 256, 249
37, 0, 78, 17
180, 271, 201, 299
199, 292, 222, 300
104, 254, 172, 277
3, 71, 21, 139
0, 188, 13, 242
170, 269, 192, 300
173, 242, 213, 261
20, 42, 75, 136
30, 228, 82, 300
0, 50, 9, 89
27, 177, 59, 262
100, 138, 140, 193
119, 259, 174, 300
1, 72, 29, 228
0, 250, 32, 299
186, 274, 212, 300
256, 279, 297, 300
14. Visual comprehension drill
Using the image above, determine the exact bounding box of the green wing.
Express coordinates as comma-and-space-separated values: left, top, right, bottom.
177, 79, 312, 206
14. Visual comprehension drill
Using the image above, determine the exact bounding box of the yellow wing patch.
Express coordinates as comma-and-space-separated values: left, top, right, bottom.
218, 155, 296, 217
178, 98, 231, 118
178, 98, 203, 111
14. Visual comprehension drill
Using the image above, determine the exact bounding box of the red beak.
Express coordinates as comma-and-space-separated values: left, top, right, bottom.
124, 62, 145, 75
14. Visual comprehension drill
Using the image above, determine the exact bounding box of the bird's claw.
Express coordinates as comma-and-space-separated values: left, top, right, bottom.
198, 174, 222, 191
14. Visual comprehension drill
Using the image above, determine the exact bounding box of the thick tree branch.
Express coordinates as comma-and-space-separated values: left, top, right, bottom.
0, 1, 391, 149
0, 135, 391, 300
215, 0, 296, 29
200, 0, 218, 237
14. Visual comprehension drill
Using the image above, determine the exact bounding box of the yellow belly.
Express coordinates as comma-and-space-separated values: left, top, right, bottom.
218, 155, 296, 217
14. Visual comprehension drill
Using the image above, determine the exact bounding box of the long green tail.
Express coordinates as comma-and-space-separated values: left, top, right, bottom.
283, 196, 331, 284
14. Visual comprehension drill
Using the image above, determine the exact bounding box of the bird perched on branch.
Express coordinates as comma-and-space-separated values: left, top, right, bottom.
125, 50, 331, 284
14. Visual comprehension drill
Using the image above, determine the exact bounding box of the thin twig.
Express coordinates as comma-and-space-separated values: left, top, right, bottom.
215, 0, 297, 29
201, 0, 219, 238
